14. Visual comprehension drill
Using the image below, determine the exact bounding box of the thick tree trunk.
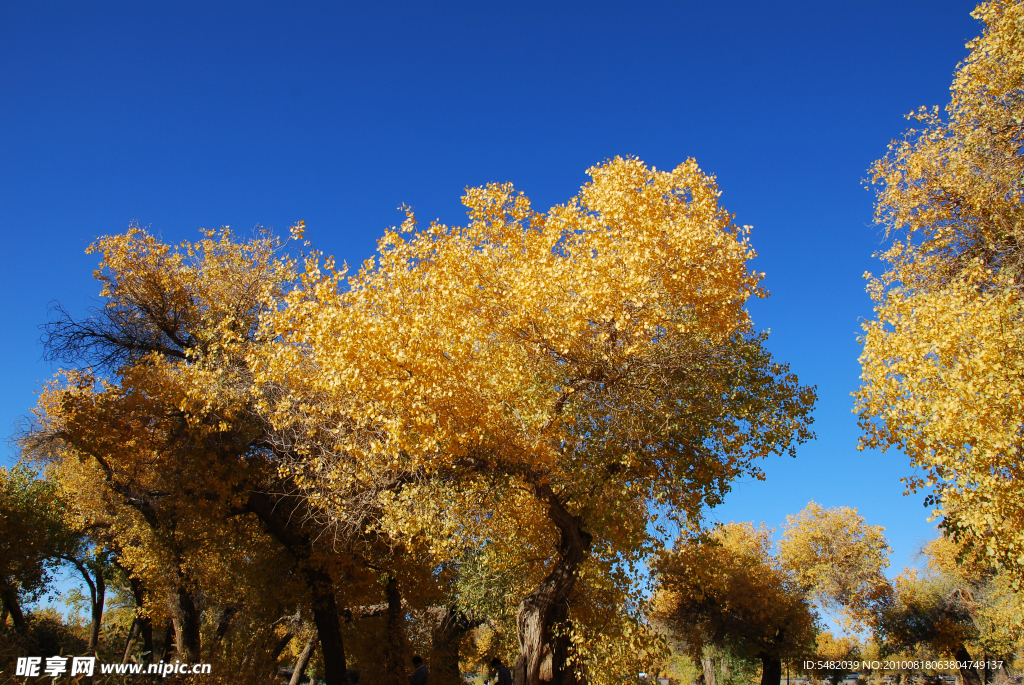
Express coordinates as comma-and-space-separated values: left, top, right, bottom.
513, 484, 592, 685
759, 655, 782, 685
248, 490, 348, 685
0, 584, 26, 631
432, 606, 479, 685
168, 585, 202, 661
309, 573, 347, 685
290, 631, 319, 685
382, 576, 408, 685
702, 657, 718, 685
956, 645, 983, 685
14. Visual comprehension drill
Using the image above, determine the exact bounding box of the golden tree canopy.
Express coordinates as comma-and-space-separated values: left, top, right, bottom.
258, 156, 815, 543
654, 522, 818, 665
778, 501, 892, 625
856, 0, 1024, 580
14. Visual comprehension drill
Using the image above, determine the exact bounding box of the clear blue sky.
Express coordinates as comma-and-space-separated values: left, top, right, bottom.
1, 1, 981, 576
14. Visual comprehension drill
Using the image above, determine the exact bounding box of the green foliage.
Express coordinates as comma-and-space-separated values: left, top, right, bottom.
0, 466, 75, 608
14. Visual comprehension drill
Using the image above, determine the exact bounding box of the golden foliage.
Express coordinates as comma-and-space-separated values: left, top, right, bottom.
778, 501, 892, 626
857, 0, 1024, 580
258, 154, 814, 546
655, 522, 818, 663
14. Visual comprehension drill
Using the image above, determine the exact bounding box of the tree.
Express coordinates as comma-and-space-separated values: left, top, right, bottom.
779, 503, 1022, 685
259, 157, 816, 685
0, 466, 69, 631
777, 501, 892, 626
654, 522, 819, 685
856, 0, 1024, 581
805, 632, 862, 685
878, 537, 1024, 685
27, 226, 368, 684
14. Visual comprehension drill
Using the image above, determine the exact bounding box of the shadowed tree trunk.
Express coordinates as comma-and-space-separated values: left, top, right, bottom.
432, 606, 480, 685
65, 557, 107, 653
168, 584, 202, 661
513, 484, 591, 685
308, 571, 347, 685
122, 619, 140, 662
290, 630, 319, 685
759, 655, 782, 685
246, 490, 348, 685
272, 632, 297, 662
124, 574, 154, 663
957, 646, 983, 685
382, 576, 408, 685
0, 583, 26, 631
158, 619, 175, 661
271, 609, 304, 662
206, 603, 240, 658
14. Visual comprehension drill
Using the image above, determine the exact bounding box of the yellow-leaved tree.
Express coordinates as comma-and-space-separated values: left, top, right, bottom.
26, 227, 376, 685
878, 536, 1024, 685
777, 501, 892, 627
856, 0, 1024, 579
257, 156, 816, 685
653, 522, 819, 685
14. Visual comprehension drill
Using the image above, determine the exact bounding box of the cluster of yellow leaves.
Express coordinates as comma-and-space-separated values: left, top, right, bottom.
918, 536, 1023, 656
857, 0, 1024, 581
807, 632, 863, 683
26, 227, 320, 680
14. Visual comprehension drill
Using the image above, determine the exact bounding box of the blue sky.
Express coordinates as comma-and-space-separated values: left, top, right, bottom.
0, 0, 981, 577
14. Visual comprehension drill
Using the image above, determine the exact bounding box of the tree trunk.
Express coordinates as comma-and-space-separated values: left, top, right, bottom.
513, 484, 592, 685
89, 567, 106, 652
432, 606, 478, 685
65, 556, 106, 652
272, 631, 297, 662
956, 645, 983, 685
272, 630, 296, 655
309, 573, 347, 685
206, 603, 240, 658
248, 490, 348, 685
382, 576, 408, 685
127, 575, 154, 663
760, 655, 782, 685
0, 584, 25, 631
290, 630, 319, 685
158, 619, 175, 661
991, 654, 1014, 685
122, 619, 140, 662
702, 657, 718, 685
168, 585, 202, 661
